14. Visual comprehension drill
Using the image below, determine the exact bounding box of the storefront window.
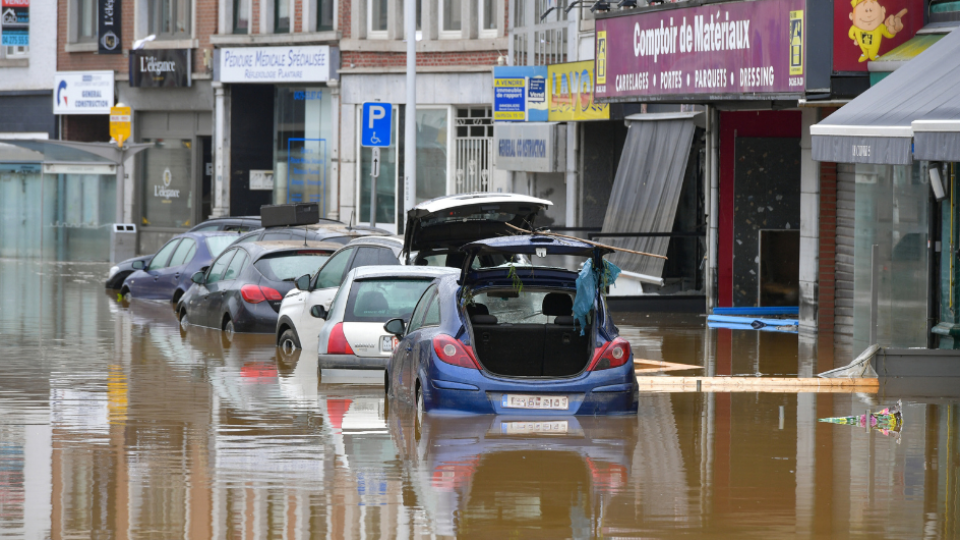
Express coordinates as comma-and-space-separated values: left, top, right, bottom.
274, 87, 333, 214
416, 109, 448, 204
141, 139, 194, 229
0, 165, 116, 261
853, 162, 930, 351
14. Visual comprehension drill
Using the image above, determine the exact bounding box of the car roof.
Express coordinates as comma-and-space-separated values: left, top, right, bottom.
410, 193, 552, 216
345, 235, 404, 248
241, 240, 343, 258
351, 266, 458, 280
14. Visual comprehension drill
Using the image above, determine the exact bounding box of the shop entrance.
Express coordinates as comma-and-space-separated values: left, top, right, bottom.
718, 111, 802, 308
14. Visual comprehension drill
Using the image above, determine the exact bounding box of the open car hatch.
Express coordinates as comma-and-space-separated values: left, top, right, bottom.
401, 193, 552, 263
459, 235, 613, 284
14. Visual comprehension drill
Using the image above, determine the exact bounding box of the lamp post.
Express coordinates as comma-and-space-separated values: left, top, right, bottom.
403, 0, 417, 224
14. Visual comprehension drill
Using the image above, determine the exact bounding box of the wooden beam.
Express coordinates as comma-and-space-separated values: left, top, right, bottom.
634, 359, 704, 373
636, 376, 880, 393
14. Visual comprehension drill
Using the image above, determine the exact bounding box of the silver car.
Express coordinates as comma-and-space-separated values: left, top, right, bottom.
317, 265, 458, 374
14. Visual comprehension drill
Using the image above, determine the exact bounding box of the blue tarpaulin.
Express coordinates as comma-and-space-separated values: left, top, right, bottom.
574, 258, 621, 335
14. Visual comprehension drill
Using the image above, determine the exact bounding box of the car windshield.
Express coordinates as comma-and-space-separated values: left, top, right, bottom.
253, 251, 331, 281
344, 278, 433, 323
205, 236, 237, 257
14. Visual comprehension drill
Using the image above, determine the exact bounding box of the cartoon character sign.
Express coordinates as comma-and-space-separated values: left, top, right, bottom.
849, 0, 907, 62
834, 0, 920, 71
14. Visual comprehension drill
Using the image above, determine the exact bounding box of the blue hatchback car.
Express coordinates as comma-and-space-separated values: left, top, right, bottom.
120, 231, 238, 305
384, 234, 639, 416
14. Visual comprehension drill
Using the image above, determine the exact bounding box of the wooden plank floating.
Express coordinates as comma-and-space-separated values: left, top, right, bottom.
634, 359, 704, 374
636, 376, 880, 394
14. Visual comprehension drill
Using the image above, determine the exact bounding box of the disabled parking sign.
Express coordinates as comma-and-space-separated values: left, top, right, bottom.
361, 103, 392, 147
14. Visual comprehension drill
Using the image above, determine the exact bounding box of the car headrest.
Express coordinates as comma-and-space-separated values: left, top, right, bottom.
471, 314, 498, 325
466, 303, 489, 317
355, 291, 389, 316
542, 292, 573, 316
553, 315, 575, 326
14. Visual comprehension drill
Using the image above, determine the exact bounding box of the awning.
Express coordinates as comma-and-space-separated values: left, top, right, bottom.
601, 112, 698, 277
811, 27, 960, 165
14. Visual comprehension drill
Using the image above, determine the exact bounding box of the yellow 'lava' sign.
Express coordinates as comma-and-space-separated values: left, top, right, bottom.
547, 61, 609, 122
110, 106, 131, 147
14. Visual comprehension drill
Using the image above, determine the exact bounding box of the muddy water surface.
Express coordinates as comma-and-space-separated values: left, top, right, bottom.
0, 259, 957, 539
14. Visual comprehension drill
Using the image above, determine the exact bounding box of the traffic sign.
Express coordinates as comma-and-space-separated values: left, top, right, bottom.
110, 106, 131, 148
371, 147, 381, 178
361, 102, 391, 147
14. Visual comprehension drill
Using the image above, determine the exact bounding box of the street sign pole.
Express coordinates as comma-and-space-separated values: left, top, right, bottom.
110, 104, 132, 222
404, 0, 416, 224
370, 147, 380, 227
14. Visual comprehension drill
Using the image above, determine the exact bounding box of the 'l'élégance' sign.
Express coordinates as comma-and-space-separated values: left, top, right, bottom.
129, 49, 191, 87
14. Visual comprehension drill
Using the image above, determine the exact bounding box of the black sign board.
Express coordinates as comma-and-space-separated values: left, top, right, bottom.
129, 49, 192, 88
97, 0, 121, 54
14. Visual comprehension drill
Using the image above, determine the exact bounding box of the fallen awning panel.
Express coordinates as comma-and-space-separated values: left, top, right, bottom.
601, 112, 698, 277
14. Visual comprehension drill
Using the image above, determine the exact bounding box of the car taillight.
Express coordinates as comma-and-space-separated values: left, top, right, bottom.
587, 338, 632, 371
240, 284, 283, 304
432, 334, 480, 369
327, 323, 355, 355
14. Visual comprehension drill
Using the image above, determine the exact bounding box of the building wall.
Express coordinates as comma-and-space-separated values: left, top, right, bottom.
818, 161, 838, 333
0, 0, 58, 92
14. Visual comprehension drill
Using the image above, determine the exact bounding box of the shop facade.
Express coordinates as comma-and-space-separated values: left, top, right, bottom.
212, 45, 339, 221
339, 71, 498, 233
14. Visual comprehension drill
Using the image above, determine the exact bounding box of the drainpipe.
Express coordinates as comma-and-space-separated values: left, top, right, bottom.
706, 105, 719, 312
566, 122, 578, 228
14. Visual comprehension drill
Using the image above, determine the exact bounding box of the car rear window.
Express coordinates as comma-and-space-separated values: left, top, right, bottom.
344, 278, 433, 323
206, 236, 238, 257
253, 250, 332, 281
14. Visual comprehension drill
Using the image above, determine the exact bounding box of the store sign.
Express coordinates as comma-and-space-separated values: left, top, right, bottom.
1, 0, 29, 47
833, 0, 922, 72
494, 123, 562, 173
595, 0, 805, 101
548, 61, 609, 122
154, 168, 181, 199
493, 66, 548, 122
218, 46, 333, 83
129, 49, 191, 87
53, 71, 115, 115
97, 0, 121, 54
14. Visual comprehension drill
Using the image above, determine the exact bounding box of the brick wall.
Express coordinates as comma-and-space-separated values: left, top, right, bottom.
253, 0, 261, 33
58, 0, 218, 75
342, 50, 500, 68
295, 0, 303, 32
818, 160, 838, 333
341, 0, 351, 38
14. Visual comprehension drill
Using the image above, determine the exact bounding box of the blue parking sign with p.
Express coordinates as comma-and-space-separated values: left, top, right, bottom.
361, 103, 392, 147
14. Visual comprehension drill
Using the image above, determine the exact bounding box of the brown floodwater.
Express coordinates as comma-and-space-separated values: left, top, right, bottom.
0, 258, 958, 539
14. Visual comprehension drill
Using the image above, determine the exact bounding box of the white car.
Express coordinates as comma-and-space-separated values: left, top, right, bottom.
275, 236, 404, 353
316, 266, 458, 372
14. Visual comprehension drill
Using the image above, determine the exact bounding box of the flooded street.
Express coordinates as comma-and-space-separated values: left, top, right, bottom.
1, 259, 958, 539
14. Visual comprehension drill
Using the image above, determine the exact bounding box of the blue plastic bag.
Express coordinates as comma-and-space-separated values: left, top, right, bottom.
573, 258, 621, 335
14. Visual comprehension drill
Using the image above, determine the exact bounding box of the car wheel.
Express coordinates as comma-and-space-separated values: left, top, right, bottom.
120, 287, 132, 303
179, 310, 189, 330
279, 329, 301, 353
171, 291, 184, 312
222, 318, 235, 346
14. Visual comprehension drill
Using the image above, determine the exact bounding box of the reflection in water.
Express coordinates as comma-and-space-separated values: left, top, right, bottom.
0, 259, 958, 538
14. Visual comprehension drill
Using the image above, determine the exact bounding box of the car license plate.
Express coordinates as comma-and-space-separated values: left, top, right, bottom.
501, 394, 568, 410
501, 421, 568, 435
380, 335, 398, 353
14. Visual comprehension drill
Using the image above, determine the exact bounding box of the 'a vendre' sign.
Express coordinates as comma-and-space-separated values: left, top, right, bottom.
218, 46, 335, 84
595, 0, 805, 101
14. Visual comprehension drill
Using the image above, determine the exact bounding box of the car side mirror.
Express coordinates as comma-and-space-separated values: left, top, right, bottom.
191, 271, 205, 285
132, 260, 145, 270
295, 274, 311, 291
384, 318, 405, 337
310, 305, 328, 319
